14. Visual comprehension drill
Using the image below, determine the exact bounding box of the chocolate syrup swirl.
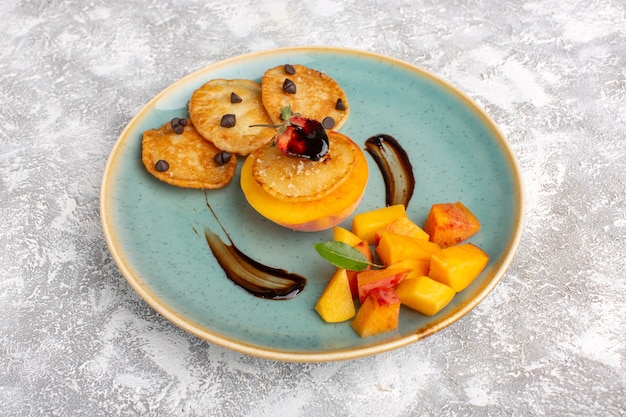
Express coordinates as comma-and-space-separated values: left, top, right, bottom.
204, 198, 306, 300
365, 134, 415, 208
204, 229, 306, 300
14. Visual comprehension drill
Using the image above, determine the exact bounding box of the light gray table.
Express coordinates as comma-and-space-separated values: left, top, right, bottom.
1, 1, 624, 416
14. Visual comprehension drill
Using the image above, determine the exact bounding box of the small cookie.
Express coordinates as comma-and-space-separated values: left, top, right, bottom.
189, 79, 276, 156
261, 64, 349, 130
249, 131, 359, 203
142, 118, 237, 189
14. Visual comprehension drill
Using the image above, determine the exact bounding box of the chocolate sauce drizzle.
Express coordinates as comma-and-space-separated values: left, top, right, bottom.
204, 198, 306, 300
365, 134, 415, 208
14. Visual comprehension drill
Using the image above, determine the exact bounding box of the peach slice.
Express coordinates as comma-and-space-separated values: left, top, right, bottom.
356, 267, 410, 304
352, 204, 407, 244
376, 232, 441, 266
395, 275, 455, 316
373, 216, 429, 245
240, 131, 368, 232
315, 269, 356, 323
351, 287, 401, 338
423, 202, 481, 248
332, 226, 363, 247
428, 243, 489, 292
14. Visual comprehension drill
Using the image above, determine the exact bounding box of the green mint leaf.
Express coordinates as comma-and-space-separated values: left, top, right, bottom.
279, 105, 293, 121
314, 241, 371, 271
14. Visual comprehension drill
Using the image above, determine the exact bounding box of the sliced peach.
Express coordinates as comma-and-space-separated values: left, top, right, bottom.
428, 243, 489, 292
356, 267, 410, 303
376, 232, 440, 266
315, 269, 356, 323
240, 132, 368, 232
387, 258, 431, 280
395, 275, 455, 316
423, 202, 480, 248
333, 226, 363, 247
351, 287, 401, 338
352, 204, 406, 244
374, 216, 429, 245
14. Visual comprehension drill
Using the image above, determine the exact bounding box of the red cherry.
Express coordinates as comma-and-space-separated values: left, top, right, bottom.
250, 106, 330, 161
276, 117, 329, 161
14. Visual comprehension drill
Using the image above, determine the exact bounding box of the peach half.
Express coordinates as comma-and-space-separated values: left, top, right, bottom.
240, 131, 368, 232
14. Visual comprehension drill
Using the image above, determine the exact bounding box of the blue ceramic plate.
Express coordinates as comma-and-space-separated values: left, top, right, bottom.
100, 47, 524, 362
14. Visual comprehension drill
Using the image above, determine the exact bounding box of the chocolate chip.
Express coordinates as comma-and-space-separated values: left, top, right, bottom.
220, 114, 236, 128
284, 64, 296, 75
282, 78, 296, 94
171, 117, 187, 134
213, 150, 232, 166
230, 92, 242, 103
155, 160, 169, 172
335, 98, 346, 111
322, 117, 335, 129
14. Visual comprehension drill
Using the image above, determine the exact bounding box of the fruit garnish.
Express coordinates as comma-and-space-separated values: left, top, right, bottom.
252, 106, 330, 161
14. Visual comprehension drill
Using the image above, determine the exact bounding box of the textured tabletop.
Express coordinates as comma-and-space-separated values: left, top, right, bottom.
1, 1, 624, 416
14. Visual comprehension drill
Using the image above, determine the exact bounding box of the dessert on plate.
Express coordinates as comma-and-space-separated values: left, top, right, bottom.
240, 107, 368, 231
141, 63, 367, 232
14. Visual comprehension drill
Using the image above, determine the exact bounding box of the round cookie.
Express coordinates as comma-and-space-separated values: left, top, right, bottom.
141, 118, 237, 189
189, 79, 276, 156
261, 64, 349, 130
250, 131, 359, 202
